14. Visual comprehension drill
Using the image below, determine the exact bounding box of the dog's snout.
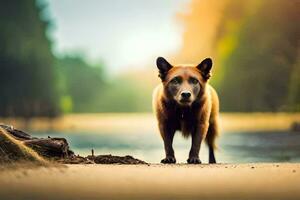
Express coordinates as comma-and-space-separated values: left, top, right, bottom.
181, 91, 191, 99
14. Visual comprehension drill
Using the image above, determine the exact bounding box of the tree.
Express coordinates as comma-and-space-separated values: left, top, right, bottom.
56, 55, 106, 112
216, 0, 300, 111
0, 0, 60, 117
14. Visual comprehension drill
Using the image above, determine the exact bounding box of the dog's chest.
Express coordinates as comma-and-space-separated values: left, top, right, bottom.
175, 110, 196, 134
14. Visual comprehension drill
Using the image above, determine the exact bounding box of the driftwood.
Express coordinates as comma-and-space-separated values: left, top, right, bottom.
0, 124, 147, 165
0, 126, 46, 164
0, 124, 74, 159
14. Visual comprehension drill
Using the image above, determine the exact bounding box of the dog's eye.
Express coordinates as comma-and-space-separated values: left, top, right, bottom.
189, 78, 198, 84
171, 77, 181, 84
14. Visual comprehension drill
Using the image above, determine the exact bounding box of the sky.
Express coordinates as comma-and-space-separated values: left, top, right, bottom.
46, 0, 190, 73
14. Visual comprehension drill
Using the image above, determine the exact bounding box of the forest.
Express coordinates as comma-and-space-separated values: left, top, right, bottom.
0, 0, 299, 117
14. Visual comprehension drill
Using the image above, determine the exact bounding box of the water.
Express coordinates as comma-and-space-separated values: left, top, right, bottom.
32, 131, 300, 163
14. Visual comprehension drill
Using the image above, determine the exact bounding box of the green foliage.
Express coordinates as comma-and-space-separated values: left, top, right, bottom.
287, 52, 300, 112
215, 0, 300, 112
56, 55, 153, 113
95, 77, 153, 113
55, 55, 105, 112
60, 95, 73, 113
0, 0, 60, 117
0, 0, 152, 116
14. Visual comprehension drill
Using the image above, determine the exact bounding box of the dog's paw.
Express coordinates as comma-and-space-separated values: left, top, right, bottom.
161, 157, 176, 164
187, 157, 201, 164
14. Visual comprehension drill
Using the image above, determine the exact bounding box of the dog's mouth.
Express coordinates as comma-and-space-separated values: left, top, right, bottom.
179, 99, 192, 105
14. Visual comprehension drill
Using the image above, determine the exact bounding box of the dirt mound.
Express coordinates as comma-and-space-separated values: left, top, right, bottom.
0, 127, 46, 165
0, 124, 147, 165
87, 155, 148, 164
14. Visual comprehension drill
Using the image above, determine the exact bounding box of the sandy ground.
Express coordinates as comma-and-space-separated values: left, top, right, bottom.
0, 163, 299, 200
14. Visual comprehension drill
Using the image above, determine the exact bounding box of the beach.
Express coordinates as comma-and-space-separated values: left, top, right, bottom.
0, 163, 299, 200
1, 113, 300, 199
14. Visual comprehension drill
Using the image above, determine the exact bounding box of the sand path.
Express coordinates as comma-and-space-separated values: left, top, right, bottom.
0, 163, 299, 200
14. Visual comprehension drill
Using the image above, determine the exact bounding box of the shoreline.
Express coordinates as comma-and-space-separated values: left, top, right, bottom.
0, 163, 299, 200
1, 112, 300, 133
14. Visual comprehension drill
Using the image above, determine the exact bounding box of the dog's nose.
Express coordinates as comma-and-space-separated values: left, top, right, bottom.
181, 91, 191, 99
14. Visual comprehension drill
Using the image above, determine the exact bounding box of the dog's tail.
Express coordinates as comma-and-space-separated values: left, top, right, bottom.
206, 85, 220, 150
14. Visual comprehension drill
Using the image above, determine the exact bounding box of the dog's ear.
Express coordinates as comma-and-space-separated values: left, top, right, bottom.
197, 58, 212, 80
156, 57, 172, 81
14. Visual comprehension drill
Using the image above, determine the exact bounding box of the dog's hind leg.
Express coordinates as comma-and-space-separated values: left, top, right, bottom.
206, 121, 219, 164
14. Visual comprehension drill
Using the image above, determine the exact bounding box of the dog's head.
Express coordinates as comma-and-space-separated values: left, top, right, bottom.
156, 57, 212, 106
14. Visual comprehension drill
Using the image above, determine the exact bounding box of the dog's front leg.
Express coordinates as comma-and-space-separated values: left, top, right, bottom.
159, 123, 176, 164
187, 123, 209, 164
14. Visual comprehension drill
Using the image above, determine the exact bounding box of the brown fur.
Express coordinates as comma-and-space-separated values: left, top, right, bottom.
153, 57, 220, 164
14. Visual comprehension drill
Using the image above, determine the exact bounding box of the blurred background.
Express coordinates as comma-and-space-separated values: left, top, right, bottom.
0, 0, 300, 163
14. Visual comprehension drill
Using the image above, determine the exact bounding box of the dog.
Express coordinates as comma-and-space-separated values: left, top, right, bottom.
152, 57, 220, 164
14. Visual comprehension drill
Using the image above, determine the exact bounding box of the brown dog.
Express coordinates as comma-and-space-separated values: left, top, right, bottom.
153, 57, 220, 164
